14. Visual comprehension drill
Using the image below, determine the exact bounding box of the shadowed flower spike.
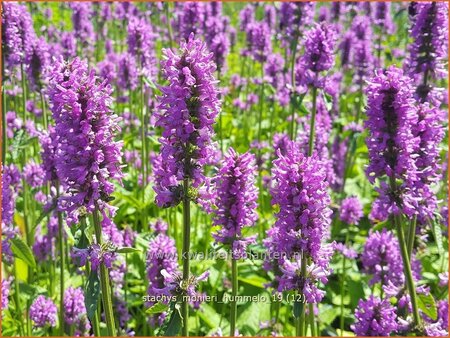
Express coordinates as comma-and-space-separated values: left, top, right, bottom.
339, 196, 363, 225
365, 66, 419, 219
1, 2, 36, 68
63, 287, 87, 325
48, 57, 123, 225
153, 33, 219, 208
361, 229, 404, 286
213, 148, 258, 259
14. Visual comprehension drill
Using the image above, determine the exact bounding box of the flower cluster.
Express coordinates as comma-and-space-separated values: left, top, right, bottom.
153, 33, 219, 208
365, 66, 418, 219
265, 141, 333, 302
63, 287, 88, 326
351, 296, 398, 336
339, 196, 363, 225
361, 229, 404, 286
407, 2, 448, 103
48, 57, 123, 225
1, 2, 36, 68
29, 295, 58, 328
146, 230, 178, 325
212, 148, 258, 259
279, 2, 315, 46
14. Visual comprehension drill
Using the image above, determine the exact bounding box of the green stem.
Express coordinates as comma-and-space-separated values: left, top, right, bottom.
93, 206, 117, 336
21, 64, 27, 121
182, 178, 191, 336
40, 91, 48, 130
340, 231, 350, 336
2, 87, 6, 164
164, 3, 173, 49
230, 258, 238, 336
57, 187, 65, 336
308, 86, 318, 157
257, 62, 265, 143
308, 303, 316, 336
393, 212, 422, 328
407, 215, 417, 259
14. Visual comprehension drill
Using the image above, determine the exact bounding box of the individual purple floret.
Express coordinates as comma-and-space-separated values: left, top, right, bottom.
64, 287, 86, 325
153, 33, 219, 208
351, 296, 398, 336
48, 57, 123, 225
361, 229, 404, 286
29, 295, 57, 328
339, 196, 363, 225
212, 148, 258, 259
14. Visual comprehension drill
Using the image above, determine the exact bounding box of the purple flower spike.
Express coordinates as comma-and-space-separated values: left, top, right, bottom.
29, 295, 57, 328
339, 196, 363, 225
48, 57, 123, 225
351, 296, 398, 336
213, 148, 258, 259
153, 33, 219, 208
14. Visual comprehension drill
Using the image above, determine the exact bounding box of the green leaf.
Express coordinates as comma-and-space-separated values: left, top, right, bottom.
117, 247, 141, 254
319, 305, 339, 326
293, 300, 303, 318
146, 302, 169, 315
430, 217, 444, 257
85, 270, 100, 320
10, 237, 36, 269
164, 303, 182, 336
31, 206, 55, 232
238, 274, 267, 289
417, 293, 437, 321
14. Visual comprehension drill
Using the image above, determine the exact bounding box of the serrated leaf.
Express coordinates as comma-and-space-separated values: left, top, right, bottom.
117, 247, 141, 254
146, 302, 169, 315
10, 237, 36, 269
417, 293, 437, 321
85, 270, 100, 320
